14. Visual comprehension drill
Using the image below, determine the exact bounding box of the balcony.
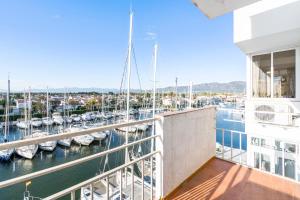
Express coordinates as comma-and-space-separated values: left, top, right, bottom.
0, 106, 299, 199
166, 157, 300, 200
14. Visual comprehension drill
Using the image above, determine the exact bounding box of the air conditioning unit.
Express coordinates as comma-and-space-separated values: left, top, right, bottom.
254, 104, 293, 126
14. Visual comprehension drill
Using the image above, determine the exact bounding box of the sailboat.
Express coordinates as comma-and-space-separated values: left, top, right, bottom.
31, 118, 42, 127
38, 88, 57, 151
15, 90, 39, 159
57, 91, 73, 147
52, 112, 64, 125
71, 122, 94, 146
0, 76, 14, 161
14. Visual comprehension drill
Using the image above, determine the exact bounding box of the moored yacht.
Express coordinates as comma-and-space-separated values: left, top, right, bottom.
15, 89, 39, 160
16, 120, 29, 129
70, 114, 81, 122
91, 131, 108, 141
0, 77, 14, 161
32, 130, 57, 151
71, 127, 94, 146
31, 118, 42, 128
42, 117, 54, 126
52, 112, 64, 125
57, 127, 73, 147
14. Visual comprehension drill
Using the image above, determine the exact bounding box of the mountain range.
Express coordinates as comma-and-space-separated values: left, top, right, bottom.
1, 81, 245, 94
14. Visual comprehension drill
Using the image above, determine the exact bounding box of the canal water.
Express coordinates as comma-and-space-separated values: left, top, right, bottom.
0, 108, 245, 199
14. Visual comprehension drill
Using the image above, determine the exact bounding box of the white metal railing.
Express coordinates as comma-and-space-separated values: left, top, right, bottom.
215, 128, 300, 183
0, 117, 156, 151
44, 151, 160, 200
0, 118, 160, 199
215, 128, 247, 165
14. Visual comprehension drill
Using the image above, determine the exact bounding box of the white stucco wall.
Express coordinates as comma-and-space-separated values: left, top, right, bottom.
234, 0, 300, 53
155, 106, 216, 198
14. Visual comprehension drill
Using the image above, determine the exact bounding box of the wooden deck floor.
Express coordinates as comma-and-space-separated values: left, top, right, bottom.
166, 158, 300, 200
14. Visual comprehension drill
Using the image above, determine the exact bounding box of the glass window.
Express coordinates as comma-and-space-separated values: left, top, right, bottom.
252, 54, 271, 97
261, 154, 271, 172
275, 154, 283, 175
273, 50, 295, 98
254, 152, 260, 169
285, 159, 295, 179
251, 137, 260, 146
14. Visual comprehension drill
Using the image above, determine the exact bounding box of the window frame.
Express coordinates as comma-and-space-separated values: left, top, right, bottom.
250, 48, 297, 99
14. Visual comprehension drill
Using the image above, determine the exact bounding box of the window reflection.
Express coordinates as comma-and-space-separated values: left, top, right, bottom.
273, 50, 295, 98
252, 54, 271, 97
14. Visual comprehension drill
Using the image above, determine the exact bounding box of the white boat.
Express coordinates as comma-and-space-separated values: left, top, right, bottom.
81, 113, 92, 121
64, 116, 73, 123
42, 117, 54, 126
16, 121, 29, 129
31, 118, 42, 127
52, 112, 64, 125
32, 131, 57, 152
95, 112, 103, 119
16, 89, 39, 160
135, 124, 149, 132
0, 149, 14, 161
71, 114, 81, 122
91, 131, 107, 141
74, 134, 94, 146
57, 128, 73, 147
67, 127, 94, 146
15, 142, 38, 160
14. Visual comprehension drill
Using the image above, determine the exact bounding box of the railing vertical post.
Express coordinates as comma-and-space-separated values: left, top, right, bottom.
282, 142, 285, 177
131, 165, 134, 200
90, 184, 94, 200
142, 159, 144, 200
222, 129, 225, 159
150, 156, 153, 200
120, 170, 123, 200
230, 130, 233, 161
239, 132, 242, 164
70, 191, 75, 200
106, 176, 109, 200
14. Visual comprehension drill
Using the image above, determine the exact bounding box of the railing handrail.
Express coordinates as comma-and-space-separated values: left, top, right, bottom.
0, 117, 158, 151
0, 134, 159, 189
44, 150, 160, 200
215, 128, 245, 135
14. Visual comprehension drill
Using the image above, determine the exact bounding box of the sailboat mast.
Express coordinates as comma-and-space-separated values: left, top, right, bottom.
24, 90, 27, 137
4, 75, 10, 140
46, 87, 49, 132
175, 77, 178, 110
189, 81, 193, 109
63, 89, 66, 130
125, 11, 133, 163
152, 44, 158, 151
28, 87, 32, 135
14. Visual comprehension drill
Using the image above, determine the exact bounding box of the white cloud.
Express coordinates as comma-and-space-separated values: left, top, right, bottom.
144, 31, 157, 41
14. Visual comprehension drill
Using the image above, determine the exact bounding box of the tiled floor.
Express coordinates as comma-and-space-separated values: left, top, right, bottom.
166, 158, 300, 200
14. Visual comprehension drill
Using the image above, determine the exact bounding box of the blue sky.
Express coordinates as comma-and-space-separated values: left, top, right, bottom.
0, 0, 245, 91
